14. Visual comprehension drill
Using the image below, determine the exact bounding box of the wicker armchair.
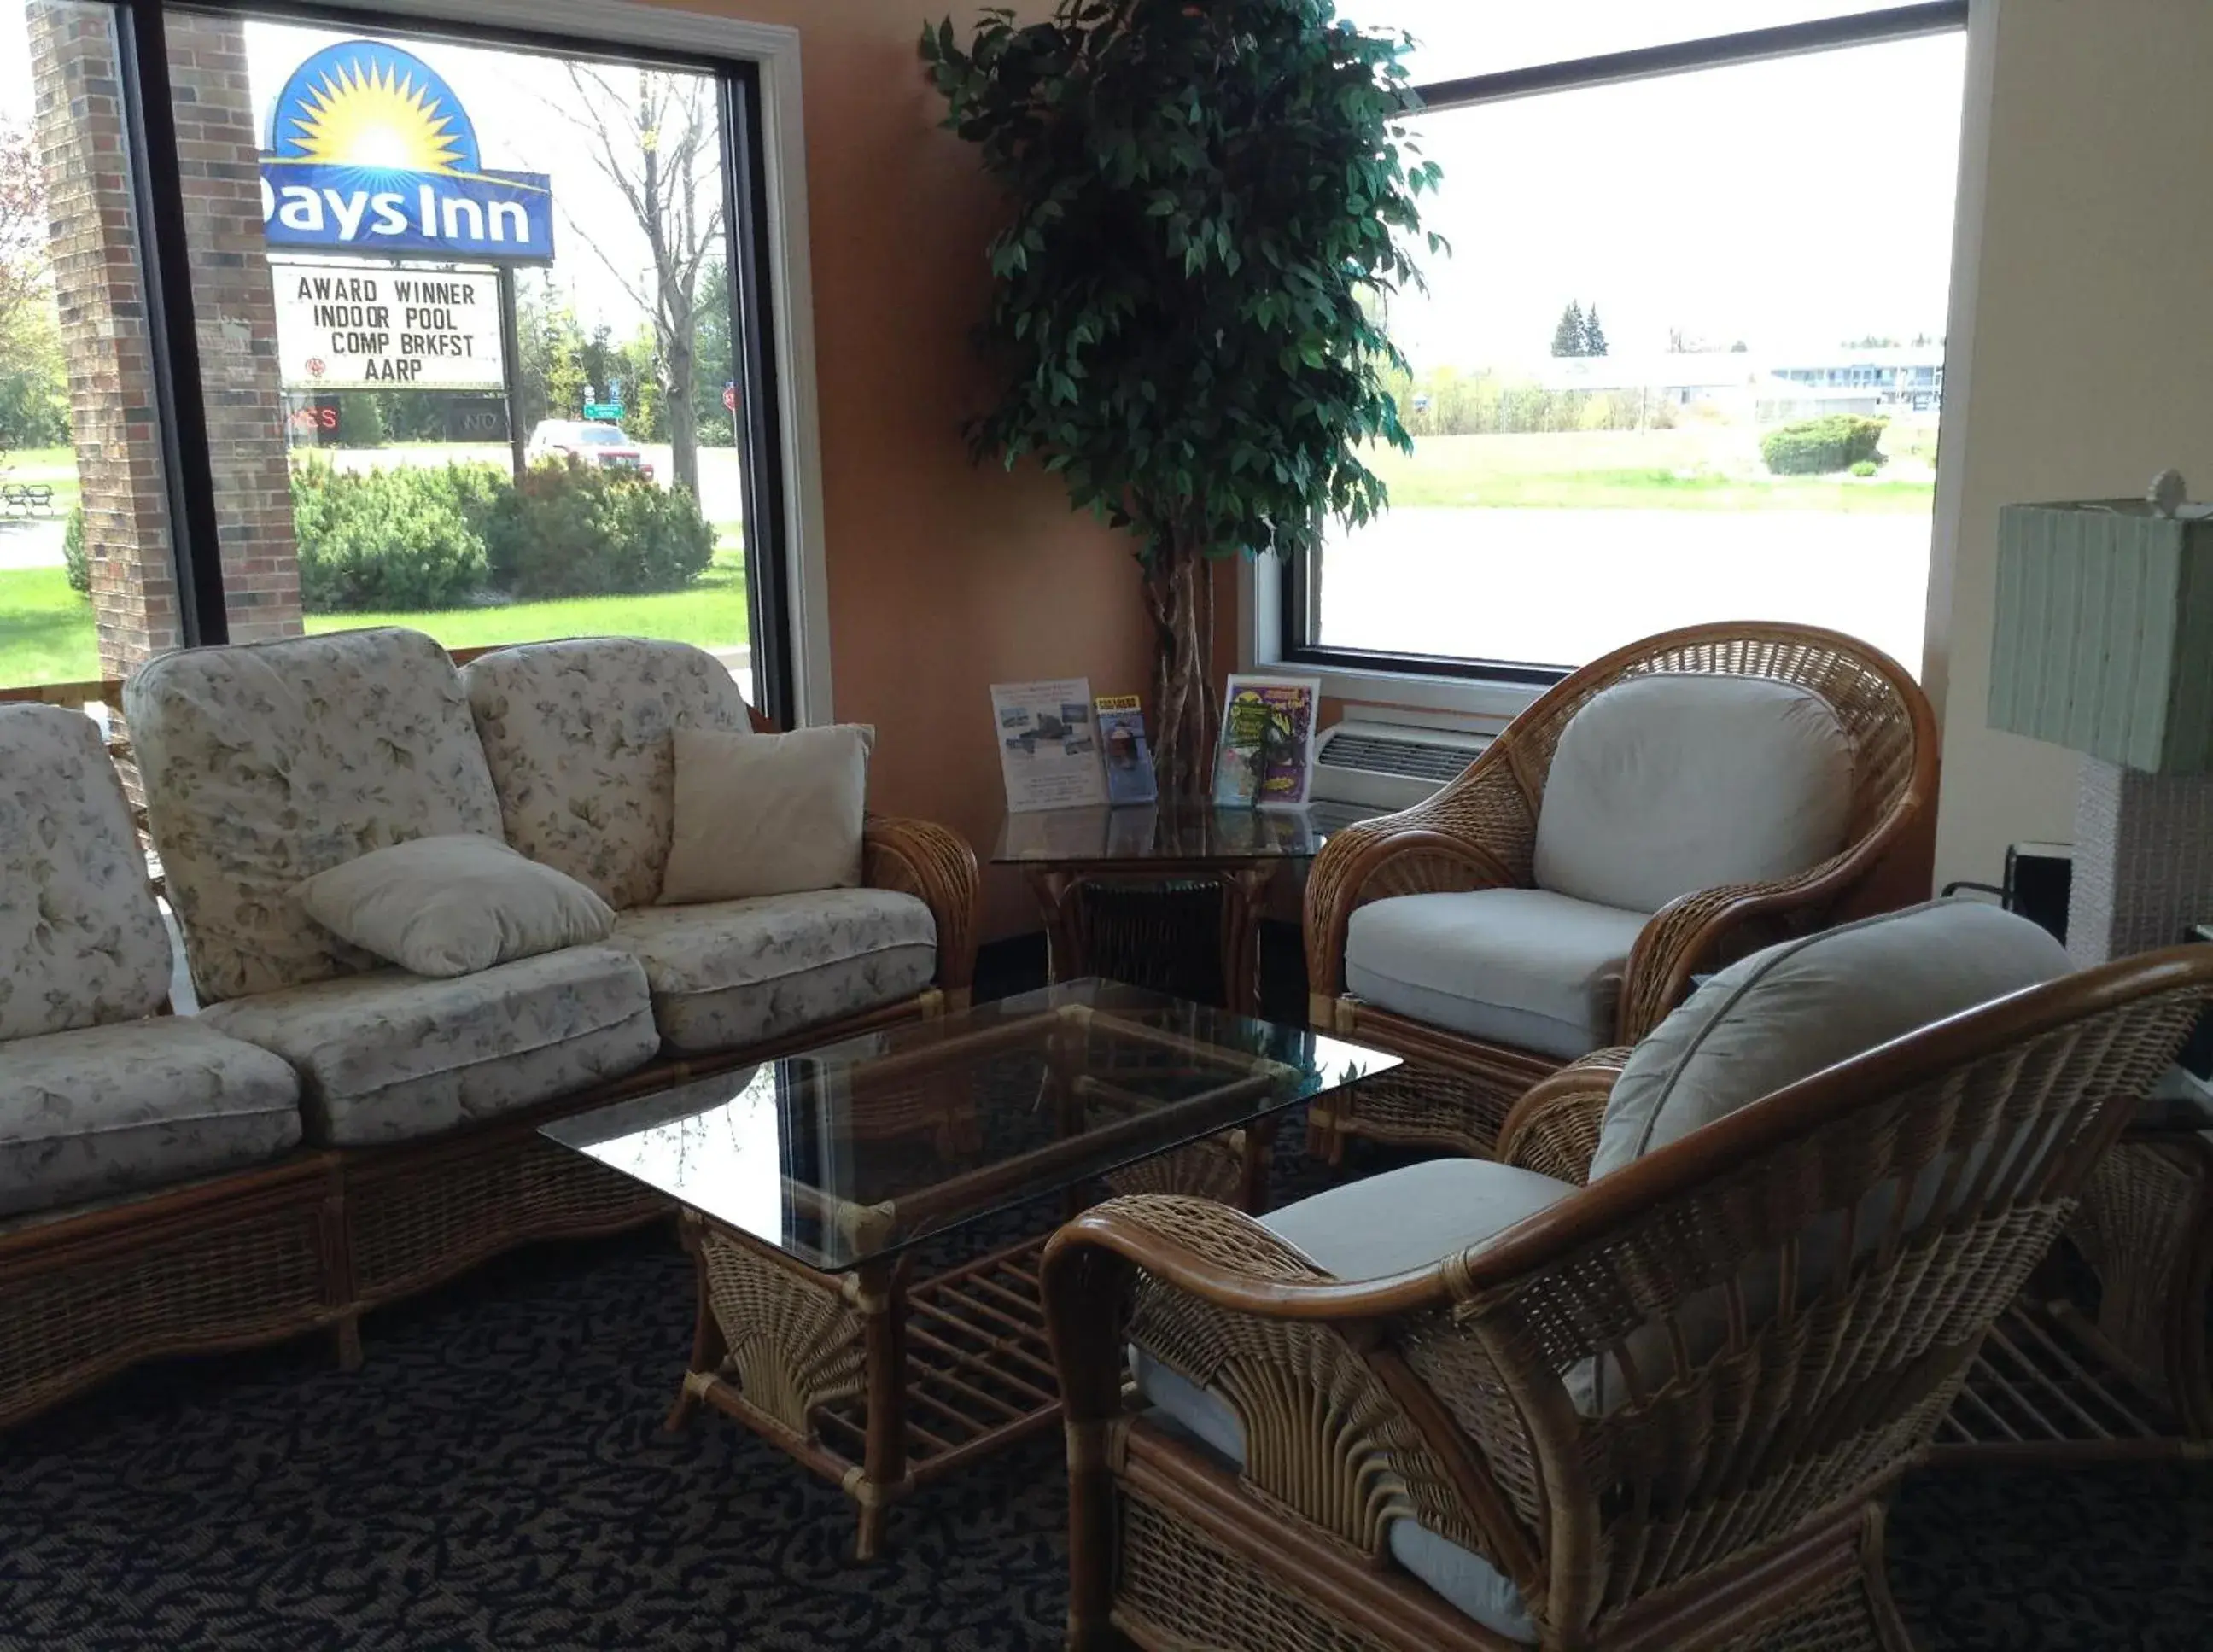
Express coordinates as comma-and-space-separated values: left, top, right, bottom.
1043, 948, 2213, 1651
1305, 622, 1937, 1159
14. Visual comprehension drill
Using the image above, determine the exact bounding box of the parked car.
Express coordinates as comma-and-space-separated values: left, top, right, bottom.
525, 419, 655, 480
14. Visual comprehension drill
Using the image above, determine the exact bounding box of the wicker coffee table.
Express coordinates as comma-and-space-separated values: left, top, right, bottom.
542, 979, 1399, 1556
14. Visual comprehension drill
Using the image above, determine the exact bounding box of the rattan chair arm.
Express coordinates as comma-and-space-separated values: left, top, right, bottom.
1042, 1197, 1546, 1591
1616, 805, 1909, 1043
1048, 1199, 1473, 1323
1304, 767, 1533, 1007
1496, 1049, 1630, 1184
862, 814, 980, 998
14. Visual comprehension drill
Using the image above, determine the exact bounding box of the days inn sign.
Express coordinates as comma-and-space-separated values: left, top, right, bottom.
260, 40, 554, 266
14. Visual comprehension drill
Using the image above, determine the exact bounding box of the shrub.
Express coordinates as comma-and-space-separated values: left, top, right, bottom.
1849, 459, 1880, 478
63, 505, 89, 596
1760, 415, 1889, 476
484, 458, 715, 598
291, 459, 488, 612
335, 394, 386, 448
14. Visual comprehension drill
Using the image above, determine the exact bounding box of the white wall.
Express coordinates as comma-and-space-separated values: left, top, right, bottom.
1926, 0, 2213, 892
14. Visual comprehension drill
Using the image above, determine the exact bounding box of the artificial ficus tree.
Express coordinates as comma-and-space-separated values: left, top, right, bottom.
921, 0, 1439, 796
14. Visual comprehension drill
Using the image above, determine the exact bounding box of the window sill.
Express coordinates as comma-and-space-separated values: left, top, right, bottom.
1290, 659, 1546, 722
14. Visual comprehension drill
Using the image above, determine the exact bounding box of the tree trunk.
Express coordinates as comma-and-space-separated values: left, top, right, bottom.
664, 323, 701, 499
1144, 541, 1217, 801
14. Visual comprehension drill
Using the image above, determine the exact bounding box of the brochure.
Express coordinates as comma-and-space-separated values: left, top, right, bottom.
1093, 694, 1158, 807
990, 678, 1107, 812
1212, 673, 1323, 809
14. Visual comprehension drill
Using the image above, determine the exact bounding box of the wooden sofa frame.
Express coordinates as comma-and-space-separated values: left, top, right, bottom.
0, 670, 980, 1431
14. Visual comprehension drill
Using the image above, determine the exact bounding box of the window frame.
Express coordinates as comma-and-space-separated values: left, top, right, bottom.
66, 0, 830, 726
1265, 0, 1971, 696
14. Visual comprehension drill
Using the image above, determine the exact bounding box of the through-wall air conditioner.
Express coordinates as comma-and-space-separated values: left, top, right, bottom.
1310, 718, 1492, 816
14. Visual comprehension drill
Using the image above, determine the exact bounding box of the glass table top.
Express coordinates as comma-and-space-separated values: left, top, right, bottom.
992, 802, 1378, 865
540, 980, 1400, 1272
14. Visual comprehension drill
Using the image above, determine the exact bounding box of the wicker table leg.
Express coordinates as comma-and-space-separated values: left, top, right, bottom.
853, 1257, 908, 1561
1218, 866, 1277, 1017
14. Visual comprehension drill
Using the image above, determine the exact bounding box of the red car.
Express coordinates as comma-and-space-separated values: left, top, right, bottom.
526, 419, 656, 481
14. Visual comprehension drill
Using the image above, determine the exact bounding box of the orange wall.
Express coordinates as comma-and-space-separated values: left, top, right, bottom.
668, 0, 1154, 938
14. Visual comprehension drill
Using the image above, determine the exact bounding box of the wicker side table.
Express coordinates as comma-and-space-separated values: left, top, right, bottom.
995, 803, 1358, 1014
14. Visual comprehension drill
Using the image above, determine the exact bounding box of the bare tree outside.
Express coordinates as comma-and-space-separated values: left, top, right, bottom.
549, 66, 724, 499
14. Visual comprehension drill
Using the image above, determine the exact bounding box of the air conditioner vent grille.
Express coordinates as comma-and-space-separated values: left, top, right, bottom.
1318, 733, 1473, 783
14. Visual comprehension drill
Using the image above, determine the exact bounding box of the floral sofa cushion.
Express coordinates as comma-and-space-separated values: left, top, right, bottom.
0, 703, 174, 1042
200, 944, 658, 1147
608, 890, 937, 1054
460, 638, 755, 911
126, 628, 506, 1005
0, 1018, 302, 1218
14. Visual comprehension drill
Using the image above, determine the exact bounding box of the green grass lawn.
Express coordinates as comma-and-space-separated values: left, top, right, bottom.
1364, 429, 1938, 514
0, 543, 748, 687
0, 565, 99, 685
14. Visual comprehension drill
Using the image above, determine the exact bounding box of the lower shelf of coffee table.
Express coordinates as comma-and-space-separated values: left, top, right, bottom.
815, 1239, 1063, 1480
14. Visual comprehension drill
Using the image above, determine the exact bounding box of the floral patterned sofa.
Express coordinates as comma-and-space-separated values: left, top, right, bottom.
0, 703, 302, 1219
0, 628, 976, 1428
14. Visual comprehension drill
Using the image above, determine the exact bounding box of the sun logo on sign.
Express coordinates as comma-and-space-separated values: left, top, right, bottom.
285, 54, 464, 174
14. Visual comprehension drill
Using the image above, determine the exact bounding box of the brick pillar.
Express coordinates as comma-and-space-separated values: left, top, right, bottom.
30, 2, 178, 680
30, 4, 301, 683
166, 9, 301, 644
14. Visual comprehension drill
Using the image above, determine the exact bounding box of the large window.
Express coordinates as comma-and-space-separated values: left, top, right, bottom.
1288, 3, 1969, 681
0, 0, 804, 721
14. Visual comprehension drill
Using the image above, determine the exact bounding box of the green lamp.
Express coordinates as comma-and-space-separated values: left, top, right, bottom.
1988, 473, 2213, 963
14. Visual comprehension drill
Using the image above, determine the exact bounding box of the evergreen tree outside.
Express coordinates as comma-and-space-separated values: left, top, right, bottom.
1580, 304, 1608, 357
1551, 300, 1586, 357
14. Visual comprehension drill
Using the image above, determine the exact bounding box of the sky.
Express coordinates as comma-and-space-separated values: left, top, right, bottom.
1335, 3, 1970, 370
2, 3, 1967, 365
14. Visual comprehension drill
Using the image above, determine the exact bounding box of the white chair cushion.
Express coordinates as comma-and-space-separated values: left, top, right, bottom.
1591, 898, 2074, 1181
295, 833, 616, 978
0, 703, 174, 1041
201, 944, 658, 1147
126, 628, 505, 1004
1346, 888, 1650, 1060
0, 1019, 301, 1217
608, 890, 937, 1055
1135, 1159, 1575, 1643
1533, 673, 1853, 915
461, 638, 754, 911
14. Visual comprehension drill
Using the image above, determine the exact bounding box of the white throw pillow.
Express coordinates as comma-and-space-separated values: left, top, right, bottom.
658, 724, 872, 905
1591, 899, 2073, 1181
1533, 673, 1854, 915
295, 833, 615, 978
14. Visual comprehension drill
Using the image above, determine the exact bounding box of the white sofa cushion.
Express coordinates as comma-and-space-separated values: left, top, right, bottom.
608, 890, 937, 1054
1533, 673, 1853, 915
0, 703, 174, 1041
1591, 898, 2074, 1181
1135, 1159, 1574, 1643
1346, 887, 1650, 1060
460, 638, 754, 910
201, 944, 658, 1147
126, 628, 505, 1004
295, 834, 616, 978
0, 1019, 302, 1217
659, 724, 871, 905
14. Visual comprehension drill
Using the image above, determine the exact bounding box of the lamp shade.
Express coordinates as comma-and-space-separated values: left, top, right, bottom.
1988, 500, 2213, 773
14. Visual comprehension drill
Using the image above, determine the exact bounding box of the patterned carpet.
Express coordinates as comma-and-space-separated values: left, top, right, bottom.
2, 1134, 2210, 1649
